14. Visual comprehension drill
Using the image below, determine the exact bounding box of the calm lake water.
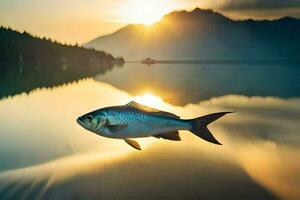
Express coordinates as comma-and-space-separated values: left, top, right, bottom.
96, 63, 300, 105
0, 62, 300, 200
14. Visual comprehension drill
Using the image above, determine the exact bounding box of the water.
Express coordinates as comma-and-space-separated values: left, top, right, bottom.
96, 63, 300, 105
0, 62, 300, 200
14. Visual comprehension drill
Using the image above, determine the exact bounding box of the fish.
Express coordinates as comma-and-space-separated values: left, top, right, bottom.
76, 101, 233, 150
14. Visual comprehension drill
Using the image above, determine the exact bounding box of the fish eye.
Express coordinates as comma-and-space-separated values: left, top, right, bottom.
85, 115, 93, 121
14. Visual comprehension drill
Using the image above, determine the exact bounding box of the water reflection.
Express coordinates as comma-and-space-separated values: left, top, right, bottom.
2, 61, 299, 107
0, 79, 131, 170
0, 79, 299, 199
96, 63, 300, 105
0, 61, 123, 99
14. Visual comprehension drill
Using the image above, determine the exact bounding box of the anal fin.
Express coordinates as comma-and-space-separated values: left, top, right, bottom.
124, 138, 142, 150
154, 131, 181, 141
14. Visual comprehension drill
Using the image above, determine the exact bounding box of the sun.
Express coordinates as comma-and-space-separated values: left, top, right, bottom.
121, 0, 174, 25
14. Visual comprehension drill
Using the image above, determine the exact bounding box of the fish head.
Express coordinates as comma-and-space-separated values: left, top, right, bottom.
77, 110, 107, 133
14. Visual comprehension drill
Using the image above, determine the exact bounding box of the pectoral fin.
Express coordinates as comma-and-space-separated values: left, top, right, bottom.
107, 124, 127, 132
124, 139, 142, 150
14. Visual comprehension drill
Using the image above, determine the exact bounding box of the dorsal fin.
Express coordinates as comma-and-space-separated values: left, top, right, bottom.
125, 101, 180, 119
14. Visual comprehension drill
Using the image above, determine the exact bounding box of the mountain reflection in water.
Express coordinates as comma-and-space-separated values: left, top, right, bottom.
2, 61, 299, 107
96, 62, 300, 105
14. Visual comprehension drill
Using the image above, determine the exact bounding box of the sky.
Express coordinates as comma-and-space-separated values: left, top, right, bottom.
0, 0, 300, 44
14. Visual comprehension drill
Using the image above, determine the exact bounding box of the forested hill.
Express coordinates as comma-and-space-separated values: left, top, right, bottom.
0, 27, 124, 99
0, 27, 124, 67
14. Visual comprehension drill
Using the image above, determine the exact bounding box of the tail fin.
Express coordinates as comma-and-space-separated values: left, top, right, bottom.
190, 112, 233, 145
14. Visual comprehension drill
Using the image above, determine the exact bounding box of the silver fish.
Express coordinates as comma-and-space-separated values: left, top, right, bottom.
77, 101, 233, 150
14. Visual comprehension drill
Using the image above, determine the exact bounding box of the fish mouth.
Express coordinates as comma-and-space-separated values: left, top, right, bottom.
77, 117, 97, 134
76, 117, 85, 127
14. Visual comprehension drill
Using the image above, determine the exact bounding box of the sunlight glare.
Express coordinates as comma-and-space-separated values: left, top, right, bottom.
120, 0, 175, 25
134, 93, 164, 108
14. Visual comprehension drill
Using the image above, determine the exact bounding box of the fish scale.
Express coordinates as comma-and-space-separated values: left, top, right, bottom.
103, 106, 189, 138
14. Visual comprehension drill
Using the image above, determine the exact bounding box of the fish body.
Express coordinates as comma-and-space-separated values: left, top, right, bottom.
77, 101, 233, 150
90, 105, 191, 138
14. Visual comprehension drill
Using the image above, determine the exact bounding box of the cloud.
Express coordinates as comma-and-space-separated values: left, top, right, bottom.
163, 0, 300, 19
189, 0, 300, 19
215, 0, 300, 10
234, 142, 300, 200
193, 95, 300, 146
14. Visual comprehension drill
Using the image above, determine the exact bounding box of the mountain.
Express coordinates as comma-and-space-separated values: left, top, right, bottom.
0, 27, 124, 98
86, 8, 300, 60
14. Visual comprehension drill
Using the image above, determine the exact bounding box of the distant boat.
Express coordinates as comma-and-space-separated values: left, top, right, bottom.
141, 57, 156, 65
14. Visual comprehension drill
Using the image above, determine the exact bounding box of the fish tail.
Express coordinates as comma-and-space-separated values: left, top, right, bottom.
189, 112, 234, 145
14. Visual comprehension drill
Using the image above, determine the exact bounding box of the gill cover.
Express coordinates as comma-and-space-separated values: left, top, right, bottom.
96, 117, 108, 130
